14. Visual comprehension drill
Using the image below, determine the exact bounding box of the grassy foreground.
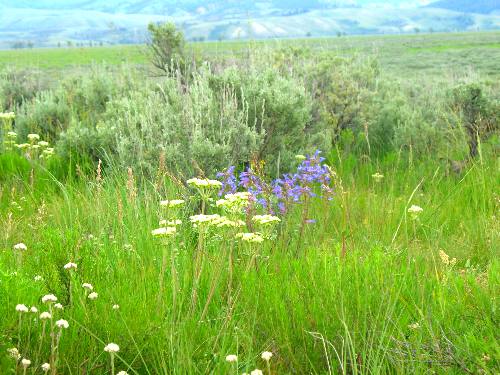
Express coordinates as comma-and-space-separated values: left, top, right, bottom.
0, 149, 498, 374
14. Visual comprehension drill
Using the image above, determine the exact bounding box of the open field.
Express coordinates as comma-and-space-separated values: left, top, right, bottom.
1, 31, 500, 79
0, 29, 499, 374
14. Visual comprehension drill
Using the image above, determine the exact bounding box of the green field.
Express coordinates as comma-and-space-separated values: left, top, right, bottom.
1, 31, 500, 79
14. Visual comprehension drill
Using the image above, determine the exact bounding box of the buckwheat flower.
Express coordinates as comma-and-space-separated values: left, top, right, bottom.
112, 304, 120, 310
104, 343, 120, 353
40, 312, 51, 320
117, 372, 129, 375
225, 354, 238, 363
187, 178, 222, 188
252, 215, 281, 225
250, 370, 263, 375
55, 319, 69, 329
42, 294, 57, 304
261, 351, 273, 361
189, 214, 221, 225
7, 131, 17, 138
152, 227, 177, 237
30, 306, 38, 313
27, 134, 40, 142
82, 283, 93, 290
41, 363, 50, 372
16, 304, 29, 313
88, 292, 98, 300
371, 172, 384, 182
160, 199, 185, 208
408, 205, 423, 217
236, 232, 264, 243
63, 262, 77, 270
13, 243, 27, 251
54, 303, 63, 310
7, 347, 21, 360
21, 358, 31, 368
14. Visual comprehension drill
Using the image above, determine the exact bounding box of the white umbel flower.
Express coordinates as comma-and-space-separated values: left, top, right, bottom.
21, 358, 31, 368
41, 363, 51, 372
225, 354, 238, 363
30, 306, 38, 313
40, 312, 52, 320
152, 227, 177, 237
250, 370, 263, 375
55, 319, 69, 329
16, 304, 29, 313
112, 304, 120, 310
54, 303, 63, 310
160, 199, 185, 207
7, 347, 20, 360
117, 371, 129, 375
261, 351, 273, 361
82, 283, 93, 290
104, 343, 120, 353
408, 205, 423, 216
88, 292, 98, 300
63, 262, 77, 270
42, 294, 57, 304
13, 243, 27, 251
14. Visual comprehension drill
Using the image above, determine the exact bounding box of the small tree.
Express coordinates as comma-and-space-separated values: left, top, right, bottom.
147, 22, 186, 74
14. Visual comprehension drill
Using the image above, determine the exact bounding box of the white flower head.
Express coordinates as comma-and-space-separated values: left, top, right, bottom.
30, 306, 38, 313
187, 178, 222, 189
13, 243, 27, 251
34, 275, 43, 281
104, 343, 120, 353
250, 370, 263, 375
252, 215, 281, 225
225, 354, 238, 363
88, 292, 98, 300
152, 227, 177, 237
27, 134, 40, 141
63, 262, 78, 270
7, 347, 20, 360
236, 232, 265, 243
82, 283, 93, 290
112, 304, 120, 310
408, 205, 423, 216
40, 312, 52, 320
55, 319, 69, 329
261, 351, 273, 361
160, 199, 185, 208
21, 358, 31, 368
16, 304, 29, 313
117, 372, 129, 375
54, 303, 64, 310
42, 294, 57, 304
371, 172, 384, 182
41, 363, 51, 372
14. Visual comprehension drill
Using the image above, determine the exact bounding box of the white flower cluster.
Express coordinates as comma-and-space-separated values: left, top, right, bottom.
187, 178, 222, 188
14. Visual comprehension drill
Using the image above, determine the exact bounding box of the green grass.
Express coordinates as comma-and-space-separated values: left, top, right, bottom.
0, 149, 498, 374
1, 31, 500, 80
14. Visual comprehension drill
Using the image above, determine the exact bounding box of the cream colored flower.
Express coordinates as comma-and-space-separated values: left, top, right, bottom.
21, 358, 31, 368
13, 243, 27, 251
236, 232, 264, 243
160, 199, 185, 208
371, 172, 384, 182
152, 227, 177, 237
41, 363, 50, 372
55, 319, 69, 329
54, 303, 64, 310
40, 312, 52, 320
42, 294, 57, 304
88, 292, 98, 300
30, 306, 38, 313
63, 262, 77, 270
27, 134, 40, 141
408, 205, 423, 216
261, 351, 273, 361
252, 215, 281, 225
295, 154, 306, 161
159, 219, 183, 227
16, 304, 29, 313
104, 343, 120, 353
189, 214, 221, 225
187, 178, 222, 188
112, 304, 120, 310
225, 354, 238, 363
117, 372, 129, 375
38, 141, 49, 147
82, 283, 93, 290
250, 370, 263, 375
7, 347, 20, 360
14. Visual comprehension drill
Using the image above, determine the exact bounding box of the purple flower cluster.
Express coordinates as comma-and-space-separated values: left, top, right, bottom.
217, 150, 334, 215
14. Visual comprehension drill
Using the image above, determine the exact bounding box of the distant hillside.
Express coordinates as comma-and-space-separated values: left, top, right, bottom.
0, 0, 499, 48
428, 0, 500, 14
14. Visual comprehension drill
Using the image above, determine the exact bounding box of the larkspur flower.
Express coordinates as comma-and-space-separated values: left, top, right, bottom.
13, 243, 27, 251
55, 319, 69, 329
40, 312, 51, 320
261, 351, 273, 361
225, 354, 238, 363
82, 283, 93, 290
104, 343, 120, 353
63, 262, 77, 270
42, 294, 57, 304
16, 304, 29, 313
88, 292, 98, 300
41, 363, 50, 372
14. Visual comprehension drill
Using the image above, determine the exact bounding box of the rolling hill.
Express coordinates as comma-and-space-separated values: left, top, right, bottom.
0, 0, 499, 48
